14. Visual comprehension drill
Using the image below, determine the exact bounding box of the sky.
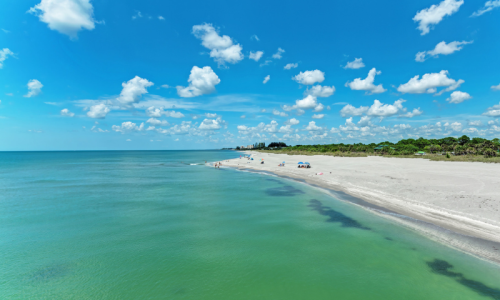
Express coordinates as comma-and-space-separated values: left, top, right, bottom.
1, 0, 500, 150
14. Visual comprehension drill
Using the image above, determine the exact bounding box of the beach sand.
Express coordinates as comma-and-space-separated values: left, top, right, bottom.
222, 152, 500, 263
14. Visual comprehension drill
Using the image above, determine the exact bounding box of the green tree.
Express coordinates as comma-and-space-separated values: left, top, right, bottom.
458, 135, 470, 146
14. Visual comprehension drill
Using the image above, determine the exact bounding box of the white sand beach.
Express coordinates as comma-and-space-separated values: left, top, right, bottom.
222, 151, 500, 262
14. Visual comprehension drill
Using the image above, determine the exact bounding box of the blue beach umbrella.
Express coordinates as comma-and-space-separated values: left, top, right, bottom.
305, 162, 310, 165
298, 162, 304, 164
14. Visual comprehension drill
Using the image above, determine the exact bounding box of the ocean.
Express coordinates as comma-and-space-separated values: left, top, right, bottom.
1, 150, 499, 299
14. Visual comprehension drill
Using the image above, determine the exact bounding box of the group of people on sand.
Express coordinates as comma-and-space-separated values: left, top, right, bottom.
298, 164, 311, 169
278, 163, 285, 167
214, 162, 222, 169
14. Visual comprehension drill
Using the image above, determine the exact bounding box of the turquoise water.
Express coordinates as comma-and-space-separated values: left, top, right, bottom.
1, 150, 499, 299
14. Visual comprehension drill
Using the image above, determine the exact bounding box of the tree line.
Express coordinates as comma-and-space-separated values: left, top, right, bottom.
285, 135, 500, 158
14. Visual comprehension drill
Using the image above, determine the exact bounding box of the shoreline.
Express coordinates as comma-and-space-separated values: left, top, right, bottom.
218, 151, 500, 265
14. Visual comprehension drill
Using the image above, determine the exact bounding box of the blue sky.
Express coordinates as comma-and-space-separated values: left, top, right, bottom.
1, 0, 500, 150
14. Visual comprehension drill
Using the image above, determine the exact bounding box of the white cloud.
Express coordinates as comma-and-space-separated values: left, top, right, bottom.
345, 68, 386, 94
0, 48, 14, 68
126, 139, 131, 141
286, 118, 300, 125
146, 118, 169, 126
292, 70, 325, 85
199, 118, 222, 130
312, 114, 325, 119
112, 121, 144, 133
158, 16, 165, 20
343, 58, 365, 69
313, 103, 324, 112
272, 109, 288, 117
471, 0, 500, 17
87, 103, 110, 119
240, 115, 246, 119
283, 95, 324, 112
116, 76, 153, 107
192, 23, 243, 65
341, 100, 421, 119
445, 121, 463, 132
468, 120, 483, 126
146, 107, 185, 118
482, 102, 500, 117
60, 108, 74, 117
272, 48, 285, 59
28, 0, 97, 39
304, 85, 335, 97
401, 108, 423, 118
249, 51, 263, 61
340, 104, 369, 117
357, 116, 372, 126
205, 113, 217, 118
177, 66, 220, 97
284, 63, 298, 70
296, 109, 305, 116
263, 75, 270, 84
24, 79, 43, 97
397, 70, 463, 94
367, 99, 405, 118
491, 83, 500, 91
251, 35, 259, 41
413, 0, 464, 35
416, 41, 472, 62
132, 11, 142, 19
446, 91, 472, 104
305, 121, 322, 131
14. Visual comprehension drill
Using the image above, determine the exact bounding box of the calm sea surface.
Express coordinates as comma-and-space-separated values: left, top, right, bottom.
1, 150, 499, 299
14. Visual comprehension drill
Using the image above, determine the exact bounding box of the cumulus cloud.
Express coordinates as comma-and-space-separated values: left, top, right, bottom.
285, 118, 300, 125
199, 118, 222, 130
482, 102, 500, 117
305, 121, 322, 131
471, 0, 500, 17
283, 95, 324, 112
0, 48, 14, 68
446, 91, 472, 104
343, 58, 365, 69
341, 100, 421, 119
367, 99, 405, 118
340, 104, 369, 117
272, 109, 288, 117
304, 85, 335, 98
272, 48, 285, 59
415, 41, 472, 62
491, 83, 500, 91
177, 66, 220, 97
468, 120, 483, 126
312, 114, 325, 119
345, 68, 386, 94
292, 70, 325, 85
112, 121, 144, 133
413, 0, 464, 35
60, 108, 74, 117
116, 76, 153, 107
192, 23, 243, 65
397, 70, 463, 94
263, 75, 270, 84
28, 0, 98, 39
24, 79, 43, 97
284, 63, 298, 70
87, 103, 110, 119
146, 107, 185, 118
146, 118, 169, 126
249, 51, 263, 61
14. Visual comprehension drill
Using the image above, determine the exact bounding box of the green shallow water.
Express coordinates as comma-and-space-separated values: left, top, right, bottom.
1, 150, 499, 299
